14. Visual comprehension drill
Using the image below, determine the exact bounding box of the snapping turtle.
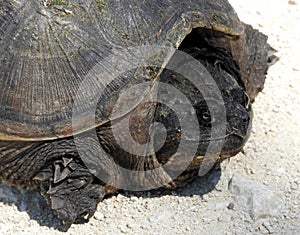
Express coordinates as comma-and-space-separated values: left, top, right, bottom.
0, 0, 274, 224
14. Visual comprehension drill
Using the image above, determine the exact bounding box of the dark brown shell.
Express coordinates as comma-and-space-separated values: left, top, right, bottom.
0, 0, 264, 141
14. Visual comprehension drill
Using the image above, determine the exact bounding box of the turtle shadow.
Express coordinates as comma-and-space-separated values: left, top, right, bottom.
0, 181, 69, 232
173, 164, 222, 197
0, 164, 221, 232
121, 164, 222, 198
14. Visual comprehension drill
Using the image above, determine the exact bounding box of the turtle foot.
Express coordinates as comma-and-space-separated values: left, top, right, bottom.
35, 157, 105, 224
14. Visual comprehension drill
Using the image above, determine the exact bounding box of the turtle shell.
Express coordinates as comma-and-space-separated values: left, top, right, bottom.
0, 0, 261, 141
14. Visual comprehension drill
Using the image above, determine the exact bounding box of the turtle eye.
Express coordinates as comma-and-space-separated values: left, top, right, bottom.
202, 111, 211, 122
195, 101, 215, 124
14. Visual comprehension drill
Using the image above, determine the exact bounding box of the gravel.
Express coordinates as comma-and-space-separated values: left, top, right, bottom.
1, 0, 299, 234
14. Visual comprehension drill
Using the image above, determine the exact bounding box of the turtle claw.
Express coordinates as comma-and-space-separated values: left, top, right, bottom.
54, 161, 71, 184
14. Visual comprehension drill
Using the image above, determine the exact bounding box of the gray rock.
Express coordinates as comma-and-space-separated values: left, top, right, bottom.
228, 175, 285, 220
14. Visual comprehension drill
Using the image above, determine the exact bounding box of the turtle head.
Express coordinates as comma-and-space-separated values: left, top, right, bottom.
194, 93, 251, 155
154, 45, 253, 172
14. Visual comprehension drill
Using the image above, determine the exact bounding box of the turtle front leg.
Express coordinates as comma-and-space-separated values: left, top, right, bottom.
0, 139, 109, 224
32, 135, 123, 224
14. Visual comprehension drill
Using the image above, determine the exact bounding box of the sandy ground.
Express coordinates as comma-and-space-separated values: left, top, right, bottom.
0, 0, 299, 234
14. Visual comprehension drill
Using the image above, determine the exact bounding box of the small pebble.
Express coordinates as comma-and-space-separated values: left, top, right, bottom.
290, 183, 298, 190
126, 223, 134, 229
288, 0, 298, 5
117, 225, 127, 234
202, 194, 210, 202
94, 212, 104, 221
227, 203, 235, 210
130, 196, 138, 202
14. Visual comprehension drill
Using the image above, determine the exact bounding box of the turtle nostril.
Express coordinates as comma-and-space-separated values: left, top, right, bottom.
235, 103, 251, 123
242, 112, 250, 123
